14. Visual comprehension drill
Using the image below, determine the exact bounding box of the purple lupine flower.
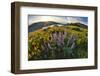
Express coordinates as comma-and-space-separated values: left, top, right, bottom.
47, 43, 52, 49
52, 32, 57, 41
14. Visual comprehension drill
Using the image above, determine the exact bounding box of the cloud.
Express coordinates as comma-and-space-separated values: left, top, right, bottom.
28, 16, 67, 25
66, 17, 88, 25
28, 15, 88, 26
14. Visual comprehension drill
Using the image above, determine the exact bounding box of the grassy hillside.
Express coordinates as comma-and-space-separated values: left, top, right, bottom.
28, 24, 88, 60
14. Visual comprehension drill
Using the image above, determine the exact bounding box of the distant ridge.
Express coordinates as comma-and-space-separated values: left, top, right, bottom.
67, 23, 87, 29
28, 21, 87, 32
28, 21, 63, 32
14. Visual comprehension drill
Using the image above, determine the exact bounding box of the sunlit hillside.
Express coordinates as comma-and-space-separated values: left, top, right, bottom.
28, 22, 88, 60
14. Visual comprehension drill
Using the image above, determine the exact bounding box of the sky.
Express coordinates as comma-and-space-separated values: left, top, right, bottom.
28, 15, 88, 26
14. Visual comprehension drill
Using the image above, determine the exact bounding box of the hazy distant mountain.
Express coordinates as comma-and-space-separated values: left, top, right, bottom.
28, 21, 87, 32
28, 21, 64, 32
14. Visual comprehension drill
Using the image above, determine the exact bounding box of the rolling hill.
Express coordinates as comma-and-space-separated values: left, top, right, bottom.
28, 21, 87, 32
28, 21, 64, 32
28, 21, 88, 60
